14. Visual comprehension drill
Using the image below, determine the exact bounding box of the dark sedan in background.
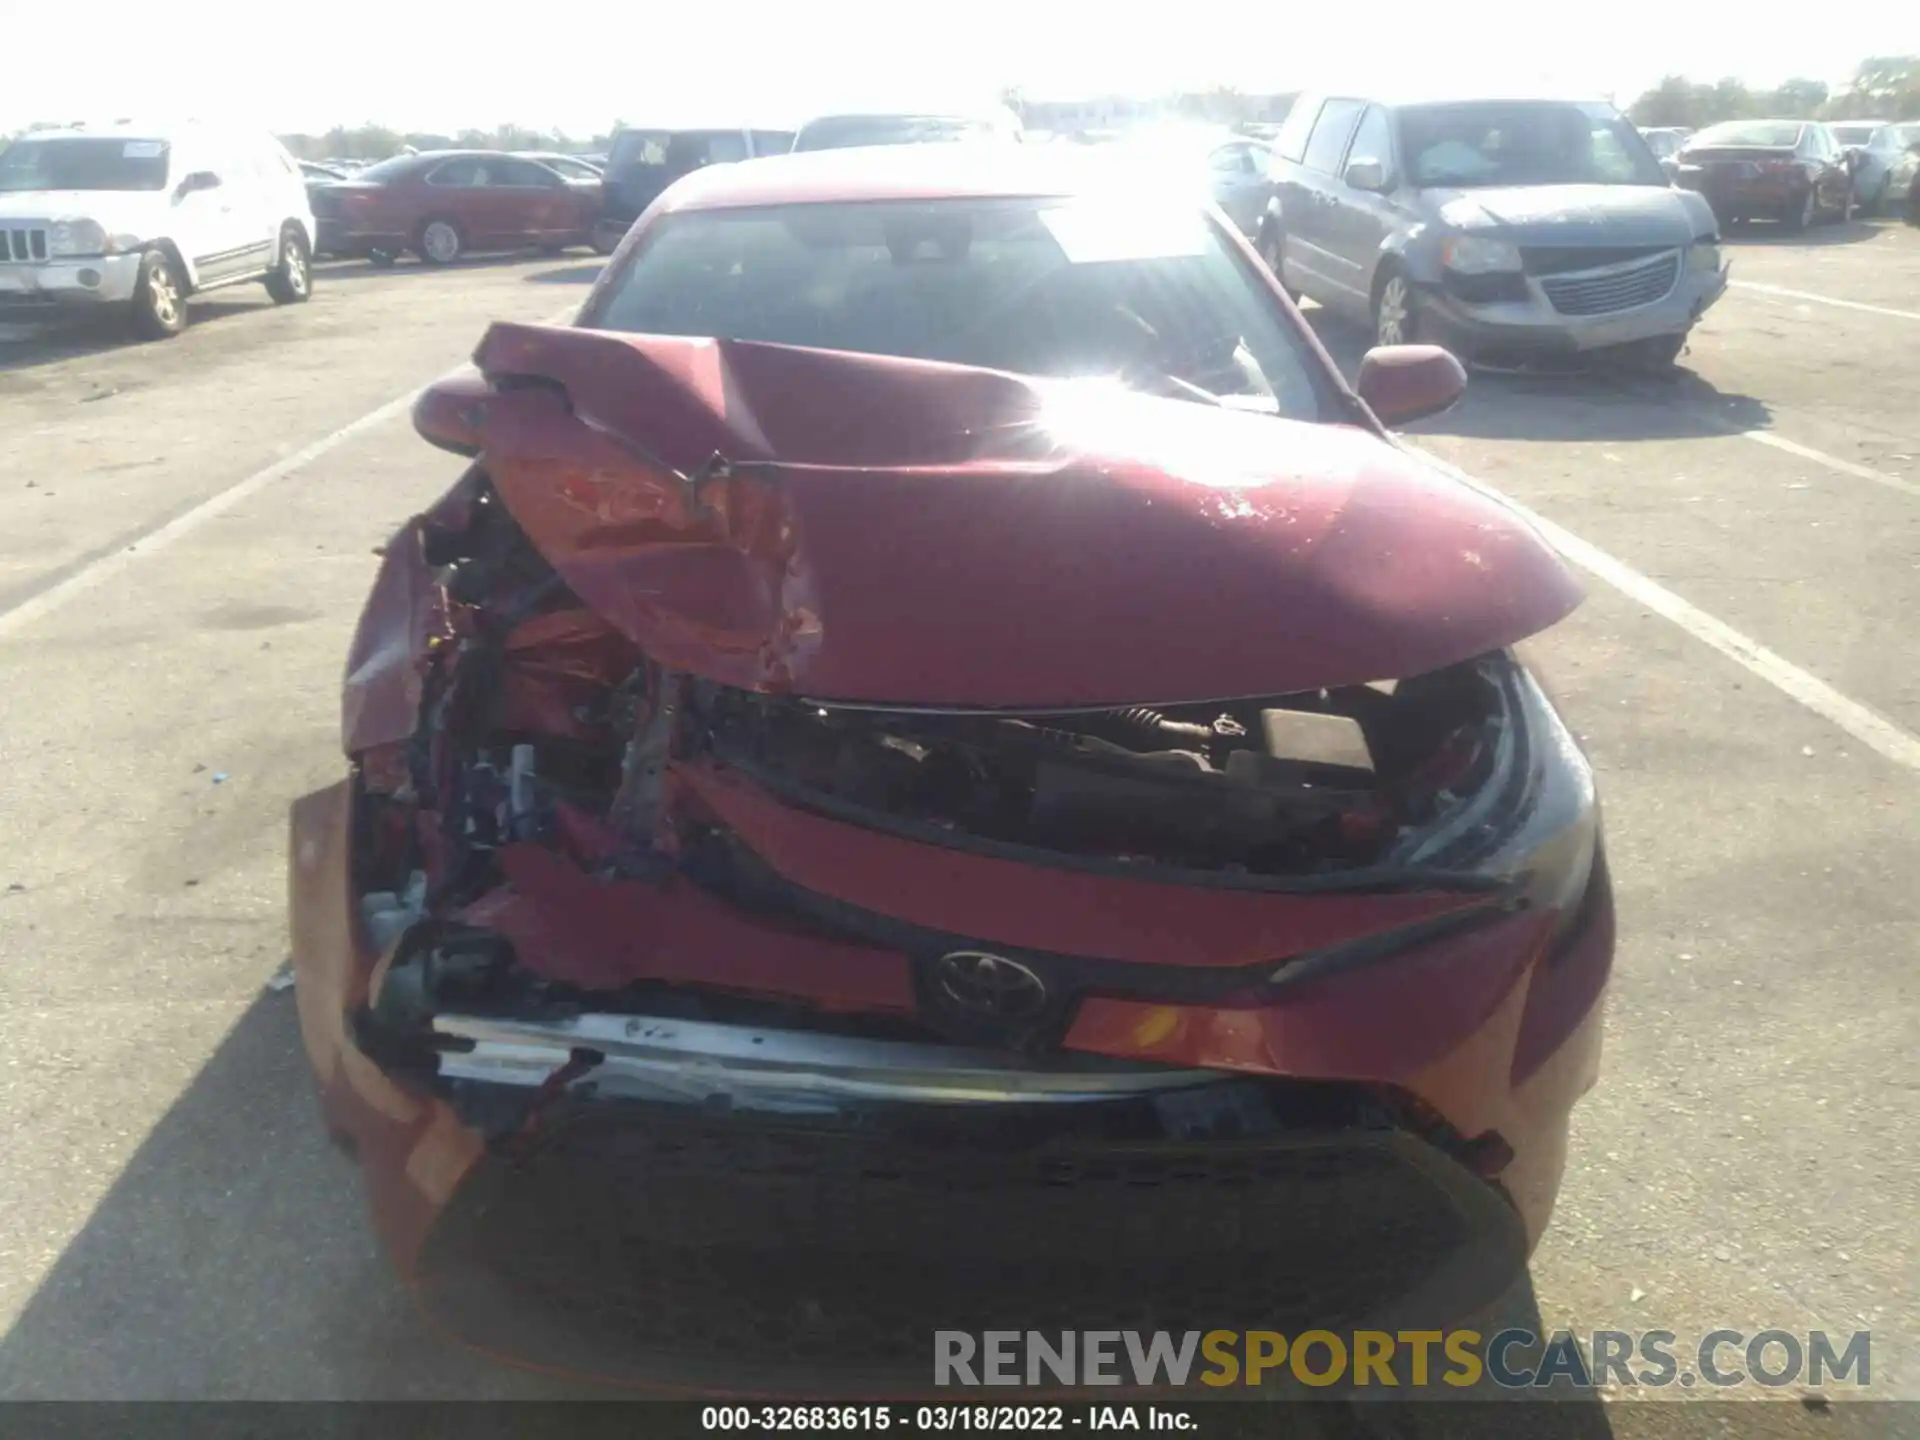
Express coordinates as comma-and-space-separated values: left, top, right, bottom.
310, 150, 603, 265
1672, 120, 1856, 230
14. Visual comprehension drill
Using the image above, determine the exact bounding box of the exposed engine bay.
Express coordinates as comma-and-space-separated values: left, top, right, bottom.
328, 319, 1604, 1111
347, 467, 1534, 1047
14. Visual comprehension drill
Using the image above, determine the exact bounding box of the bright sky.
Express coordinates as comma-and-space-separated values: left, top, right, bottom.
5, 0, 1916, 136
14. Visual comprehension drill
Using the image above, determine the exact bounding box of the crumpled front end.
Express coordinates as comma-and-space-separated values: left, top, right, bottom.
291, 324, 1612, 1392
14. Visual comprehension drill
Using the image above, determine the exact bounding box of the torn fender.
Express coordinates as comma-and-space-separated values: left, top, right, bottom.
454, 323, 1583, 709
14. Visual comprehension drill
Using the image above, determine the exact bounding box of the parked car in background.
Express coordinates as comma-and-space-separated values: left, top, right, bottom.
790, 104, 1024, 153
1672, 120, 1855, 229
1832, 121, 1920, 212
593, 122, 796, 254
296, 143, 1614, 1392
1209, 135, 1274, 237
0, 119, 315, 338
309, 150, 599, 266
1258, 92, 1726, 369
1638, 126, 1690, 179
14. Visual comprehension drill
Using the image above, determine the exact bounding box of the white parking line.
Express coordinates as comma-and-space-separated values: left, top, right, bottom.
1615, 378, 1920, 500
0, 303, 581, 640
1731, 280, 1920, 324
1739, 430, 1920, 498
1414, 449, 1920, 774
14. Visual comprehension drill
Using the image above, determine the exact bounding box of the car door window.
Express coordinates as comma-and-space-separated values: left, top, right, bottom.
705, 132, 750, 164
1272, 99, 1319, 163
492, 158, 562, 188
427, 158, 485, 187
1346, 105, 1393, 181
751, 130, 796, 155
1209, 143, 1251, 177
1301, 99, 1365, 176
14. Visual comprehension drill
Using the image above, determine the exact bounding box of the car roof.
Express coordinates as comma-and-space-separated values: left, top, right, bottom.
1693, 117, 1810, 129
15, 118, 245, 143
1297, 88, 1617, 111
652, 144, 1149, 216
386, 149, 545, 163
613, 117, 798, 136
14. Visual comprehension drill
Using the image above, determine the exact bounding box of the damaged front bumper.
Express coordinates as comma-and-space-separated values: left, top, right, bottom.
292, 772, 1610, 1393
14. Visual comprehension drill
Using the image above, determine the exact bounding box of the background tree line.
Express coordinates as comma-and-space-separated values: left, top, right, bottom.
274, 122, 618, 161
1627, 56, 1920, 128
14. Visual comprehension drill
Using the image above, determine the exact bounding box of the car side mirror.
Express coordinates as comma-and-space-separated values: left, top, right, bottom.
412, 372, 494, 456
1343, 157, 1387, 192
1356, 344, 1467, 426
174, 171, 221, 200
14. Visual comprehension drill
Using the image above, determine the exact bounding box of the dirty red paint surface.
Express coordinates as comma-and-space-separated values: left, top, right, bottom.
452, 322, 1582, 708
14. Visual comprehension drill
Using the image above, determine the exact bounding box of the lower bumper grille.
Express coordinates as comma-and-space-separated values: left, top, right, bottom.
415, 1085, 1524, 1392
1540, 252, 1679, 316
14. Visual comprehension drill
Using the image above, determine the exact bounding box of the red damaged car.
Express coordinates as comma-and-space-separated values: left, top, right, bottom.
289, 145, 1613, 1392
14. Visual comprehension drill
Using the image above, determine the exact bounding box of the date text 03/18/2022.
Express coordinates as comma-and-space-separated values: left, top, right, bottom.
701, 1406, 1193, 1431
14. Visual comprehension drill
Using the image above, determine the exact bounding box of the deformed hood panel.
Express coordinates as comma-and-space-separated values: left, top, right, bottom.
462, 322, 1581, 708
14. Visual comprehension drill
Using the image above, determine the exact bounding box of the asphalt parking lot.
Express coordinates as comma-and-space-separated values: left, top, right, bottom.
1, 220, 1916, 1417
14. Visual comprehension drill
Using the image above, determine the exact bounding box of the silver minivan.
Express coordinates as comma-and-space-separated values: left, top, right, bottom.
1258, 93, 1730, 368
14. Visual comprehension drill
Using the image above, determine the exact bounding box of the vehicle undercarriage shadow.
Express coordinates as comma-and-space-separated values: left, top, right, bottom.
311, 251, 598, 283
0, 295, 278, 375
1300, 306, 1774, 443
0, 988, 1608, 1432
1719, 216, 1886, 247
0, 992, 589, 1400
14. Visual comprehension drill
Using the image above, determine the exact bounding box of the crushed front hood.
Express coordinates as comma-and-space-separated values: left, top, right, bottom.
1428, 184, 1702, 246
460, 322, 1580, 708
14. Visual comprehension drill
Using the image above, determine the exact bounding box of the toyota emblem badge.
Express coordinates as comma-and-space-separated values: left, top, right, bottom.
930, 950, 1049, 1019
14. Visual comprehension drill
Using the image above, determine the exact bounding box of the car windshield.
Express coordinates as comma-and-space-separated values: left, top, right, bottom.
1690, 120, 1805, 148
588, 197, 1327, 421
1831, 125, 1876, 146
793, 116, 998, 152
1398, 101, 1667, 187
0, 137, 171, 192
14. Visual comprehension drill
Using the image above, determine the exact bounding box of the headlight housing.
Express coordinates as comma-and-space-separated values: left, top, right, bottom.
1440, 235, 1523, 274
1392, 654, 1597, 929
1270, 654, 1599, 989
48, 218, 112, 258
1686, 237, 1723, 273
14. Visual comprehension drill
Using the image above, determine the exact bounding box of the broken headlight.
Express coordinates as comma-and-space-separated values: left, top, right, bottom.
1395, 655, 1597, 935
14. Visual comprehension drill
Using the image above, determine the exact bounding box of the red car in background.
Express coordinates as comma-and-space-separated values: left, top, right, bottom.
310, 150, 601, 265
290, 145, 1614, 1393
1674, 119, 1857, 230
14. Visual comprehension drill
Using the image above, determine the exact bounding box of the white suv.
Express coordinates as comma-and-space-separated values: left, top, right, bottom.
0, 120, 316, 339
